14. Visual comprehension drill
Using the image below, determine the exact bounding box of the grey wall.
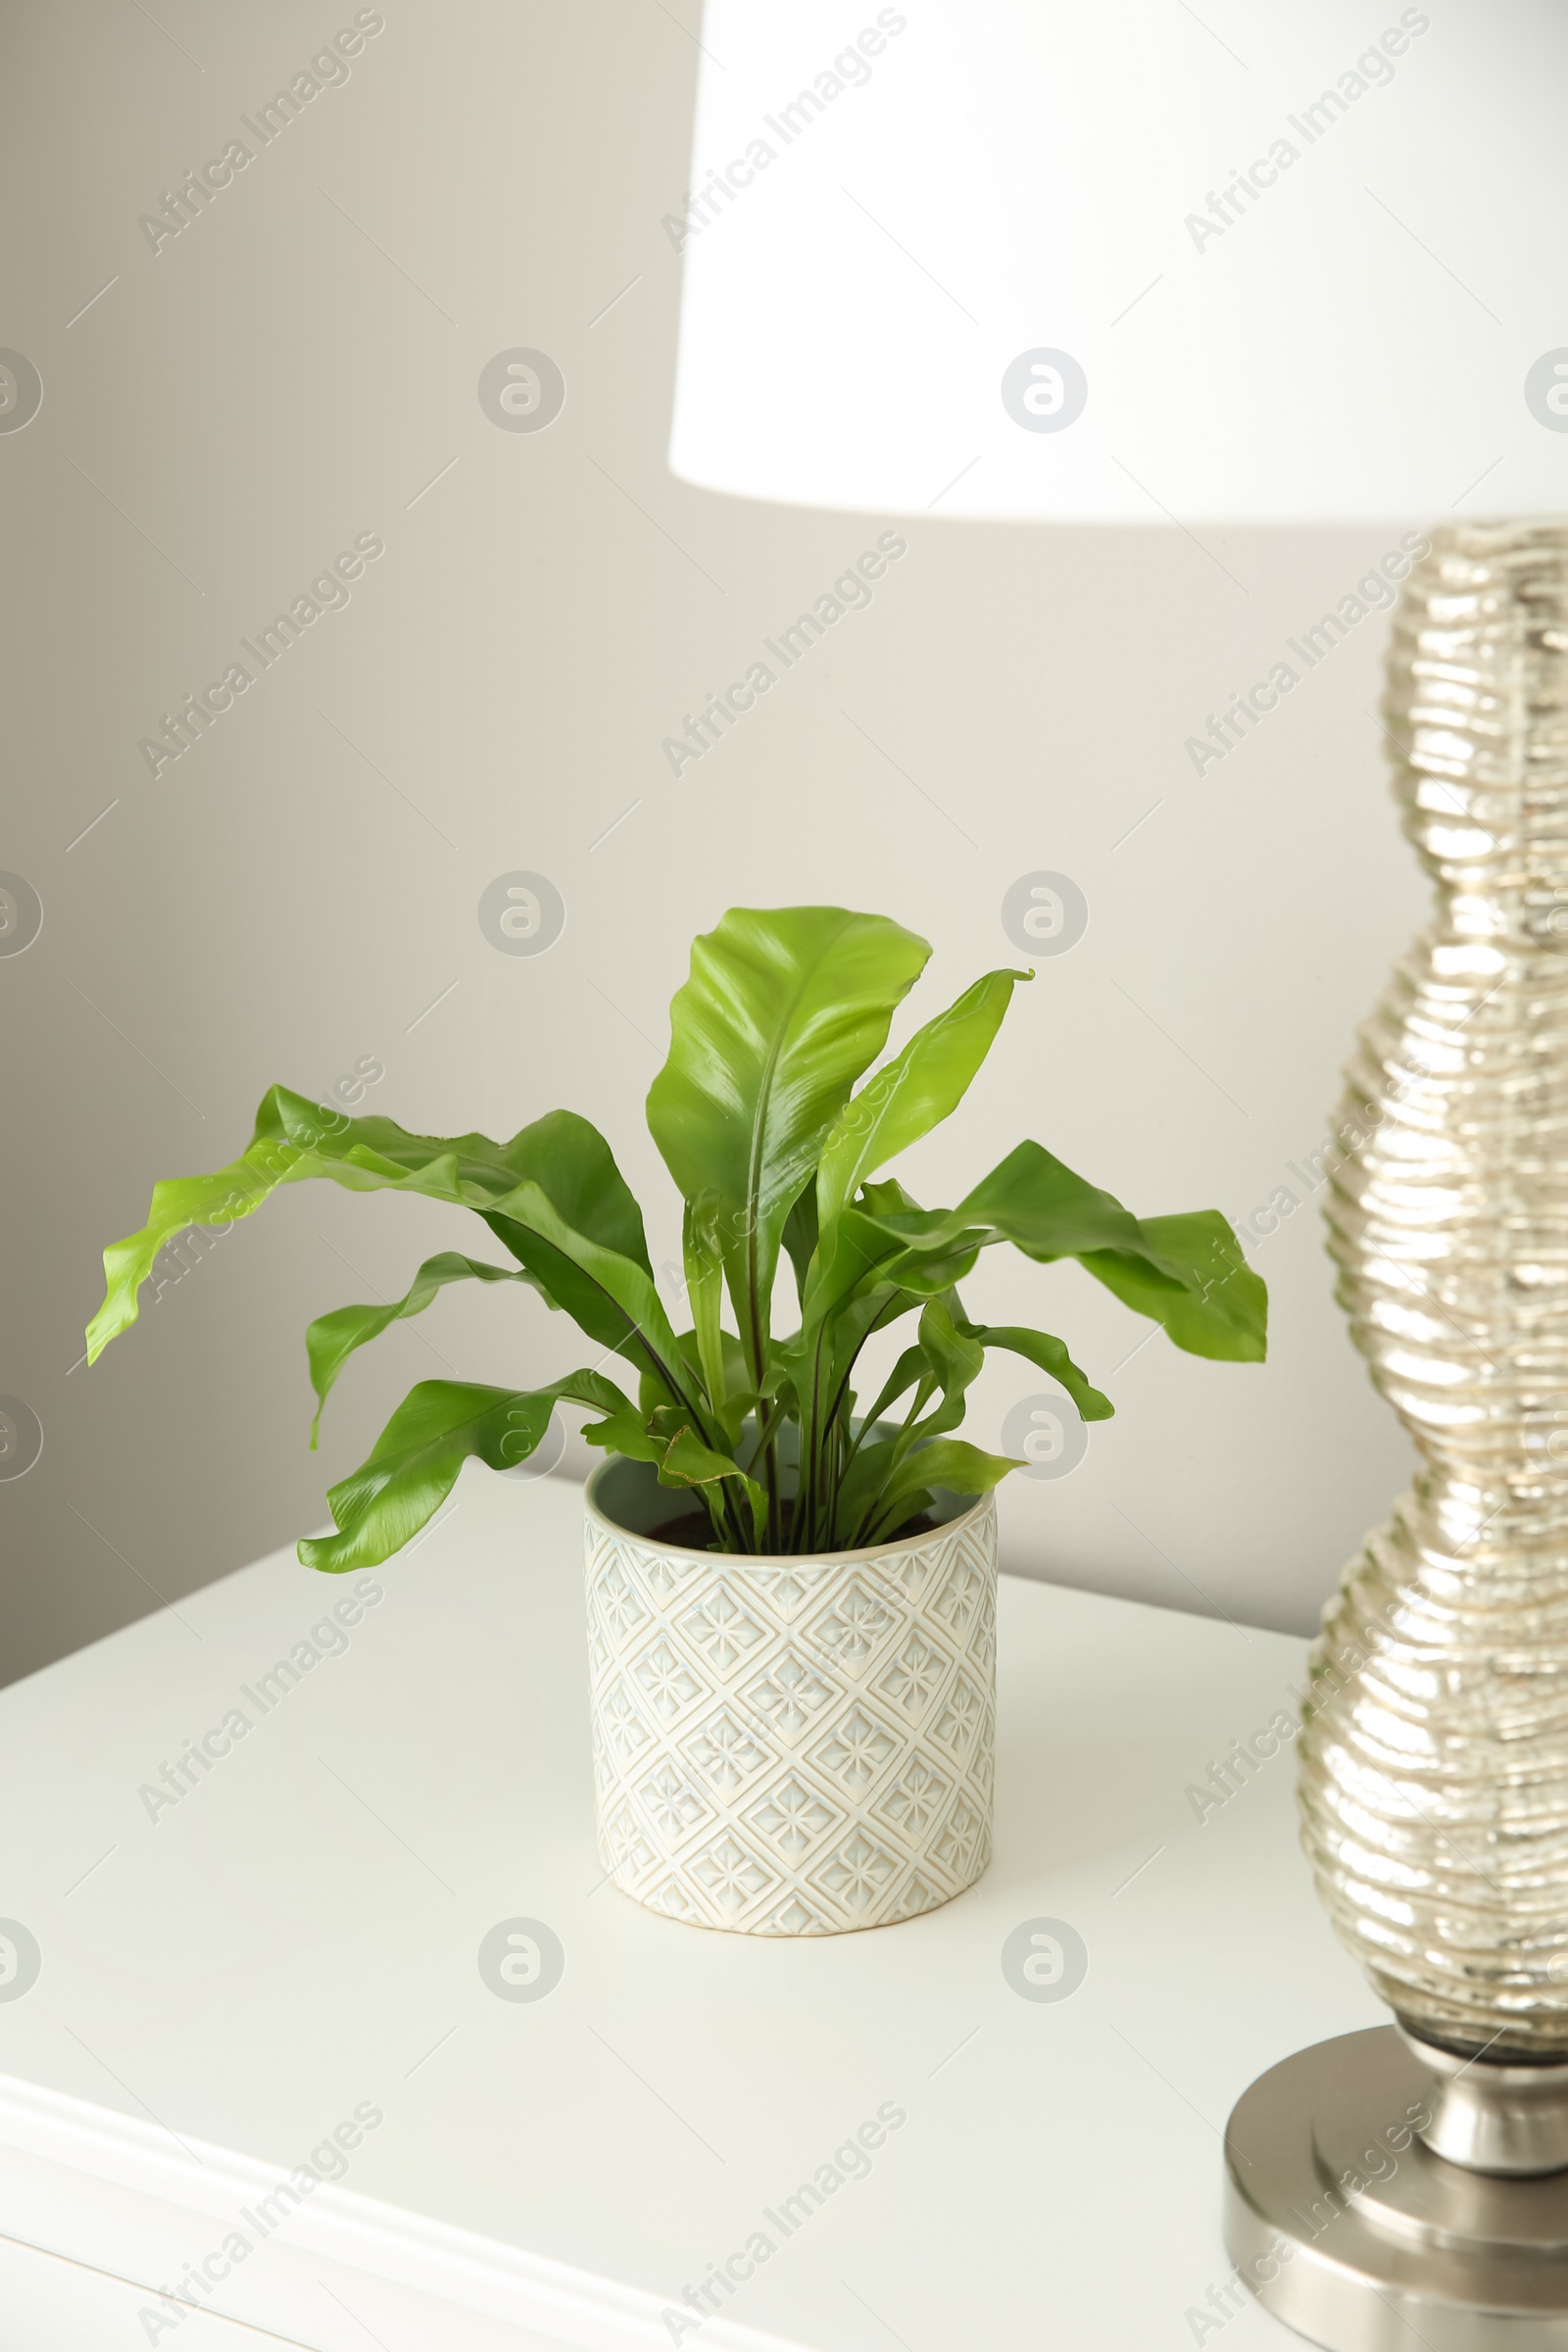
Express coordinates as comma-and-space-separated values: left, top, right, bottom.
0, 0, 1426, 1686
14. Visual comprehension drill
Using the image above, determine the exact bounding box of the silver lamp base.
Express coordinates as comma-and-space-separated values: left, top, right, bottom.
1224, 2027, 1568, 2350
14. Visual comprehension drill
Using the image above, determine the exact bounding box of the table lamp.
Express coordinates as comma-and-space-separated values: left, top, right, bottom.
667, 3, 1568, 2340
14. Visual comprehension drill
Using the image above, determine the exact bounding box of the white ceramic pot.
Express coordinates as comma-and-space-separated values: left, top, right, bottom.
583, 1457, 998, 1936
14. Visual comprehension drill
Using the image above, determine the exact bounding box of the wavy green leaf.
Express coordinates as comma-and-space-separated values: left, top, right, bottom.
299, 1369, 633, 1573
646, 906, 929, 1373
482, 1177, 708, 1420
858, 1437, 1022, 1547
853, 1143, 1265, 1363
89, 1091, 649, 1363
90, 906, 1266, 1562
835, 1302, 982, 1536
907, 1299, 985, 1441
1078, 1212, 1265, 1361
307, 1252, 541, 1445
850, 1341, 926, 1442
816, 967, 1027, 1234
956, 1320, 1114, 1422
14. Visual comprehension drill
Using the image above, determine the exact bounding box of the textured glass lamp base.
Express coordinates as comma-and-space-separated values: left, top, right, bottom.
1224, 2028, 1568, 2351
1296, 519, 1568, 2063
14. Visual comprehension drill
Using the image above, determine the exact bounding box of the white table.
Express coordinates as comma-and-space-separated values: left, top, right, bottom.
0, 1472, 1381, 2350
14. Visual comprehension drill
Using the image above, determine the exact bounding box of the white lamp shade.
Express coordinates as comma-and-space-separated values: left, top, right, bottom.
668, 1, 1568, 522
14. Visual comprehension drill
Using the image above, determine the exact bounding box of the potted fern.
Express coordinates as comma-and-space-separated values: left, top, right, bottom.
88, 906, 1265, 1935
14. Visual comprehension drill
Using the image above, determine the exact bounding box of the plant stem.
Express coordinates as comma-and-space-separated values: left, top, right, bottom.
802, 1321, 830, 1553
831, 1294, 907, 1430
764, 1436, 781, 1553
845, 1380, 932, 1549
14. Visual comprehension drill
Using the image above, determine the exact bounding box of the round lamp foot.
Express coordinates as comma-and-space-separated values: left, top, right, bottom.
1224, 2027, 1568, 2350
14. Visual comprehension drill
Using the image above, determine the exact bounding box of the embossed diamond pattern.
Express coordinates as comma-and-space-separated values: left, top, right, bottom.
749, 1564, 831, 1622
810, 1706, 899, 1794
885, 1870, 946, 1922
690, 1833, 780, 1916
809, 1829, 899, 1915
872, 1630, 949, 1722
678, 1586, 768, 1677
743, 1649, 837, 1745
932, 1554, 987, 1642
632, 1638, 703, 1724
599, 1678, 654, 1768
883, 1546, 940, 1608
744, 1775, 842, 1861
635, 1760, 713, 1845
585, 1492, 998, 1935
931, 1673, 986, 1763
805, 1578, 897, 1679
931, 1790, 987, 1881
601, 1800, 658, 1879
870, 1753, 952, 1841
592, 1553, 647, 1646
678, 1709, 772, 1795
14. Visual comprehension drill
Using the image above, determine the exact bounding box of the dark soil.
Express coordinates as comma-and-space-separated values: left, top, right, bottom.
643, 1500, 943, 1555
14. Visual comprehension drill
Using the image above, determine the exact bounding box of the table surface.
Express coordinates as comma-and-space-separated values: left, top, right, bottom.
0, 1470, 1380, 2352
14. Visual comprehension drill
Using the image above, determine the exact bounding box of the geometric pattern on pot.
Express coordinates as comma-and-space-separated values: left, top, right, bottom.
583, 1488, 998, 1936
